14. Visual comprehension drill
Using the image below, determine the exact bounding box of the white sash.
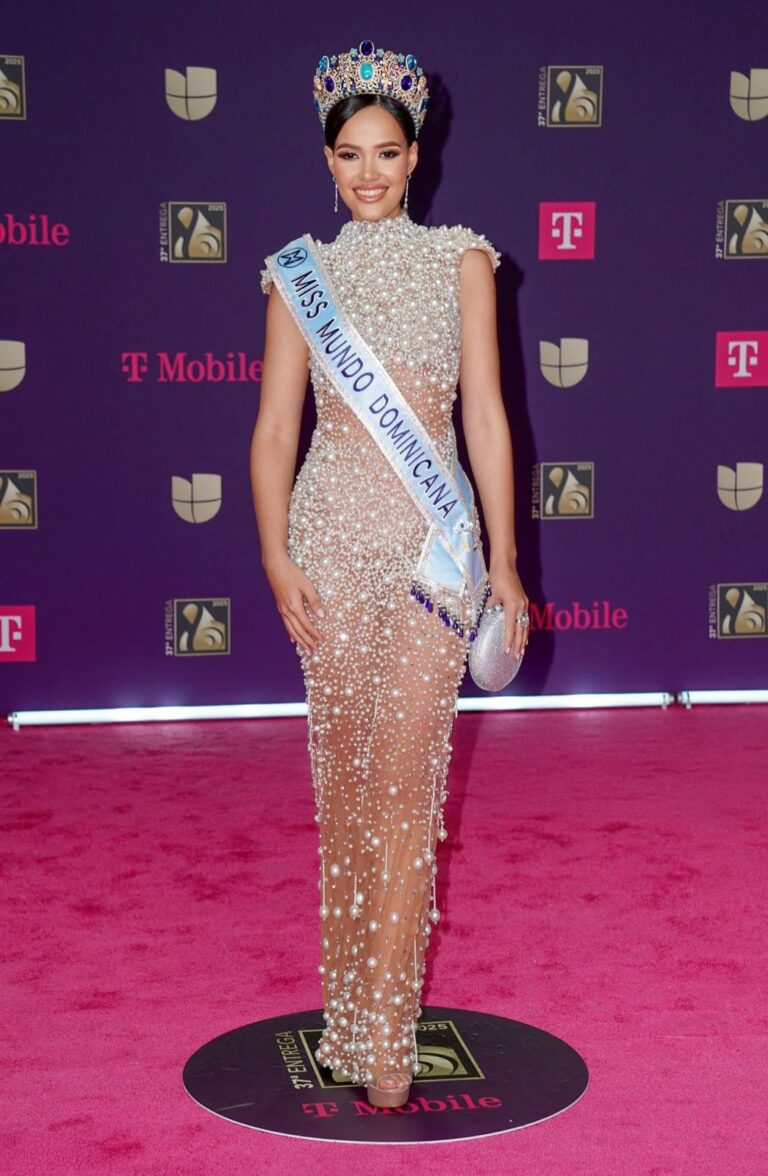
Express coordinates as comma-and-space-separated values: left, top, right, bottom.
265, 233, 490, 638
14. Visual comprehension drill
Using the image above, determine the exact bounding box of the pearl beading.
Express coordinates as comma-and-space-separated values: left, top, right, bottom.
261, 211, 500, 1085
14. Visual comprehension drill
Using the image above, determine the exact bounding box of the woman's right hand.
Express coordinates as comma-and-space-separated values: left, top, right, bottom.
263, 552, 325, 655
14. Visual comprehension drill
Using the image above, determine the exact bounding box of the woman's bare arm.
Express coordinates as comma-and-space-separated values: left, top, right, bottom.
250, 284, 324, 652
458, 248, 529, 656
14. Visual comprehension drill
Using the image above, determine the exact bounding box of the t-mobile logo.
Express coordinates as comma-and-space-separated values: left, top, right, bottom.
551, 211, 583, 249
715, 331, 768, 387
539, 202, 596, 259
0, 606, 36, 660
727, 339, 759, 378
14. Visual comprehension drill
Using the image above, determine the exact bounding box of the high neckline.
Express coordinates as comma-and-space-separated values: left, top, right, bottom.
336, 210, 415, 240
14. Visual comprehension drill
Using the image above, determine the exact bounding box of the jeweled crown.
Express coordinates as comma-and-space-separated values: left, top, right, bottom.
313, 39, 429, 137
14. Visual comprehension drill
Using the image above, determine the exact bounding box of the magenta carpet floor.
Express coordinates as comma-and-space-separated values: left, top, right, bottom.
2, 706, 766, 1175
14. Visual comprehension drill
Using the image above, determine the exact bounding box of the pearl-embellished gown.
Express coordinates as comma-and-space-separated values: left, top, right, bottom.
260, 210, 500, 1085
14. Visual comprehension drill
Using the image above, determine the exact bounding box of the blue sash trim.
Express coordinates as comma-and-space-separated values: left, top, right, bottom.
265, 233, 490, 638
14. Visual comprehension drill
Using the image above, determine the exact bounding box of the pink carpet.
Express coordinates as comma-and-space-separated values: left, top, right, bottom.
1, 706, 765, 1175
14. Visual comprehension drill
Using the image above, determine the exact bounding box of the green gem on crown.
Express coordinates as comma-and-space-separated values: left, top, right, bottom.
359, 62, 374, 81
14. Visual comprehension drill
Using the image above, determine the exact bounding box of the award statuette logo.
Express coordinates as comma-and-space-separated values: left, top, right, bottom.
729, 70, 768, 121
172, 599, 230, 655
165, 67, 217, 120
717, 463, 763, 511
300, 1017, 485, 1089
540, 65, 603, 126
539, 338, 589, 387
716, 584, 767, 638
532, 462, 594, 519
160, 202, 227, 263
0, 56, 26, 119
0, 471, 36, 528
720, 200, 768, 259
0, 340, 26, 393
172, 474, 222, 523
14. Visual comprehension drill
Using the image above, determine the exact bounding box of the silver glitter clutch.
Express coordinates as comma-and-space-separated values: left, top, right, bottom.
468, 603, 524, 692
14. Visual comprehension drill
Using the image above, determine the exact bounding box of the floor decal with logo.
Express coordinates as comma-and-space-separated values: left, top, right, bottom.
182, 1005, 588, 1144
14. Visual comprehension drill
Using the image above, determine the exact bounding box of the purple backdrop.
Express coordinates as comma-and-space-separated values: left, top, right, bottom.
2, 2, 766, 711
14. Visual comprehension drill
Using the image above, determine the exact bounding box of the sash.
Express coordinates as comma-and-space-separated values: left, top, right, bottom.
265, 233, 490, 639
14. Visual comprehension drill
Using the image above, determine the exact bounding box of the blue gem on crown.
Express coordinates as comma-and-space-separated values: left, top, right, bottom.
313, 38, 429, 136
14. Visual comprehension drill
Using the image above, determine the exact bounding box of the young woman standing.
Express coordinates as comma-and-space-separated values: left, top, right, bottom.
251, 39, 529, 1108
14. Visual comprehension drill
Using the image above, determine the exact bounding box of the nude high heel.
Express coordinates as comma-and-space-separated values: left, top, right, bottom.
365, 1070, 413, 1108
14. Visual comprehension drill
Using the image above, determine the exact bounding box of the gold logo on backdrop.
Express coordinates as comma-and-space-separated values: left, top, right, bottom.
172, 474, 222, 523
0, 340, 26, 392
297, 1018, 484, 1088
0, 471, 36, 528
723, 200, 768, 257
165, 66, 217, 120
539, 338, 589, 386
717, 463, 764, 511
165, 202, 227, 262
729, 69, 768, 121
0, 56, 26, 119
173, 598, 230, 655
535, 462, 594, 519
717, 584, 767, 637
544, 66, 603, 126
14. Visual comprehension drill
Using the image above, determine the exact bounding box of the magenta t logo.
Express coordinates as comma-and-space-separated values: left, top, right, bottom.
0, 605, 36, 660
715, 332, 768, 386
538, 202, 596, 259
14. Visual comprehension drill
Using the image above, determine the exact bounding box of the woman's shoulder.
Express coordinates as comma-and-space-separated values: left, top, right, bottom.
424, 220, 501, 273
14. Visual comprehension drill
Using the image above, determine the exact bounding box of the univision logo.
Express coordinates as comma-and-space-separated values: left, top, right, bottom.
539, 338, 589, 387
717, 463, 763, 510
172, 474, 222, 523
165, 67, 217, 120
0, 340, 25, 392
729, 69, 768, 121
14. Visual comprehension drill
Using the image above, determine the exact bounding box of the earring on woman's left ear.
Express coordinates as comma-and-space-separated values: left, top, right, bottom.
333, 179, 338, 213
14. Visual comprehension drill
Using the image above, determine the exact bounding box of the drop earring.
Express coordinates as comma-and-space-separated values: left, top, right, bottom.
404, 173, 411, 210
333, 179, 338, 214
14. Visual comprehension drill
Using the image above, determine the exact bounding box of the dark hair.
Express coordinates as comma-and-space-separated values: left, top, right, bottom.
324, 93, 416, 148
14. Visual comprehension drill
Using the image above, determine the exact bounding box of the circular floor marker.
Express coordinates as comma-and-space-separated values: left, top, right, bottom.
183, 1005, 588, 1144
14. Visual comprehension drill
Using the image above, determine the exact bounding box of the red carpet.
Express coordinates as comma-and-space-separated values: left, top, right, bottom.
2, 707, 765, 1174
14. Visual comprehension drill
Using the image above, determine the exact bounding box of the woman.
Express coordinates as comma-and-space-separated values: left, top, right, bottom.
250, 39, 529, 1108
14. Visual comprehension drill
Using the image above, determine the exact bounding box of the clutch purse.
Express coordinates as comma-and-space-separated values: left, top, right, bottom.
468, 602, 524, 692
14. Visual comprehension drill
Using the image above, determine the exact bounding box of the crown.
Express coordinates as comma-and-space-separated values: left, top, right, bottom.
313, 39, 429, 137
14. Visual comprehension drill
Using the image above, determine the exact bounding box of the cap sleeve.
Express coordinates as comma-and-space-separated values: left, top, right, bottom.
453, 224, 501, 273
260, 259, 273, 296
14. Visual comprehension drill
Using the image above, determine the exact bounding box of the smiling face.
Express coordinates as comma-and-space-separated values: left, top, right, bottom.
323, 103, 418, 222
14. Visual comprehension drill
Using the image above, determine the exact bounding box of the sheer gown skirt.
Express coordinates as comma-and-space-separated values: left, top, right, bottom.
290, 442, 469, 1087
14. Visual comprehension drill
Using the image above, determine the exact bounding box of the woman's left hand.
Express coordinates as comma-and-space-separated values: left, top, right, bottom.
486, 561, 530, 658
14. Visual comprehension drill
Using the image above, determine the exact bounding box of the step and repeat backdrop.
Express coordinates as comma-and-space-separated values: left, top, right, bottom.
2, 2, 766, 711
